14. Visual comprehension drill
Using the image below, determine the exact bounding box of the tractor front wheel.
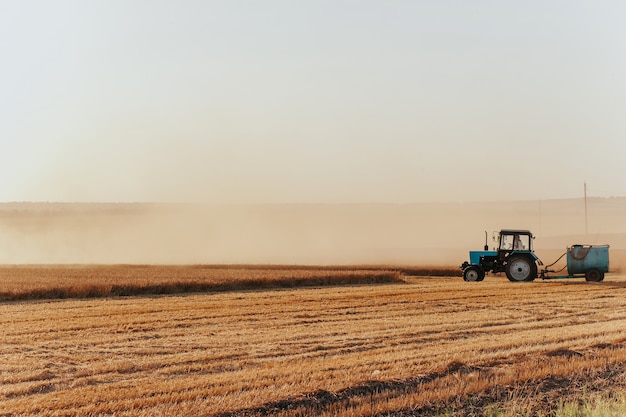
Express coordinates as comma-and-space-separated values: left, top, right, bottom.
506, 256, 536, 282
463, 266, 485, 282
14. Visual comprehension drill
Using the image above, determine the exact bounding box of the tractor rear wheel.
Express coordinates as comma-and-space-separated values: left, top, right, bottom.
506, 256, 536, 282
463, 266, 485, 282
585, 268, 604, 282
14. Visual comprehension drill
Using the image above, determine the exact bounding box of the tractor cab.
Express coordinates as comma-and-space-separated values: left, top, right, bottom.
497, 230, 533, 258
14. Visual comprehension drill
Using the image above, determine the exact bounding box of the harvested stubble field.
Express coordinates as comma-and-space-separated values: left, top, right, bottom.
1, 265, 626, 416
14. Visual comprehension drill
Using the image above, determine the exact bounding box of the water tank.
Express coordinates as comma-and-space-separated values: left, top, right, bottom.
567, 245, 609, 275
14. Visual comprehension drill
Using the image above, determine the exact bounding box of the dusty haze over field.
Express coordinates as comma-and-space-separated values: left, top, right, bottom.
1, 200, 625, 269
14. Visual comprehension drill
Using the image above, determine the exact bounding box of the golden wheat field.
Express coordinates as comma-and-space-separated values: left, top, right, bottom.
1, 266, 626, 416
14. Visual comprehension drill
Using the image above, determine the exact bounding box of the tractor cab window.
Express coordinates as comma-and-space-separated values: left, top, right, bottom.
500, 234, 514, 250
500, 233, 530, 251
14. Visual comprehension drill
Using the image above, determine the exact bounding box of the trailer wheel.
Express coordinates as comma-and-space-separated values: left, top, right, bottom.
585, 269, 604, 282
506, 256, 536, 282
463, 266, 485, 282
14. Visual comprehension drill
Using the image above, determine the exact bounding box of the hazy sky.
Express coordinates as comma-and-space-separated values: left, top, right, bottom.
2, 1, 625, 203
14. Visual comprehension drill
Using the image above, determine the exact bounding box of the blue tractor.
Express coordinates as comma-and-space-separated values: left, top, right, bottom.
461, 229, 543, 282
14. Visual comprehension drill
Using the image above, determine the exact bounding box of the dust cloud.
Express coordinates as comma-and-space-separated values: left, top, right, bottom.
0, 199, 625, 270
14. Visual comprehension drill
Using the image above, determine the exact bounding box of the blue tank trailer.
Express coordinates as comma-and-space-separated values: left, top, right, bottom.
460, 229, 609, 282
541, 244, 609, 282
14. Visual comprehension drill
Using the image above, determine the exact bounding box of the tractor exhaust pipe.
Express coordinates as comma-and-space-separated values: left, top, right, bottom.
484, 231, 489, 251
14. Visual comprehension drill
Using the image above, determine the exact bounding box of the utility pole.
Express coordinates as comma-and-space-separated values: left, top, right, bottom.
537, 199, 542, 238
583, 181, 588, 236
